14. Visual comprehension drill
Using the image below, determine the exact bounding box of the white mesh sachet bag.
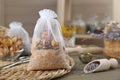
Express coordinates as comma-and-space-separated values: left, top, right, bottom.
27, 9, 70, 71
7, 21, 31, 55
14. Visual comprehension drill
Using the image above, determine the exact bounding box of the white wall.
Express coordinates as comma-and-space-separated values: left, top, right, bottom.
0, 0, 113, 36
4, 0, 57, 36
0, 0, 5, 25
72, 0, 113, 21
113, 0, 120, 22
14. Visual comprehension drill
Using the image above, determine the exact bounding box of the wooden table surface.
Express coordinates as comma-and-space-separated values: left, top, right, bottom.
56, 53, 120, 80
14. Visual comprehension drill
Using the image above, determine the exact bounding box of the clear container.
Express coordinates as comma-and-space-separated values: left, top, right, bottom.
61, 24, 76, 47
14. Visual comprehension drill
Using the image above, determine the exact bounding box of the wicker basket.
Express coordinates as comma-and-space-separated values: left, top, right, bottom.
0, 56, 74, 80
104, 40, 120, 59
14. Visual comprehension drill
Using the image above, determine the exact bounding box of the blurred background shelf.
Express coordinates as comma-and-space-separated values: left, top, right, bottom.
76, 34, 92, 39
75, 34, 104, 47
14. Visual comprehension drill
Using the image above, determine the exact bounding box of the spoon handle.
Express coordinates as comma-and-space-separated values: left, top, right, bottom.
0, 59, 30, 70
